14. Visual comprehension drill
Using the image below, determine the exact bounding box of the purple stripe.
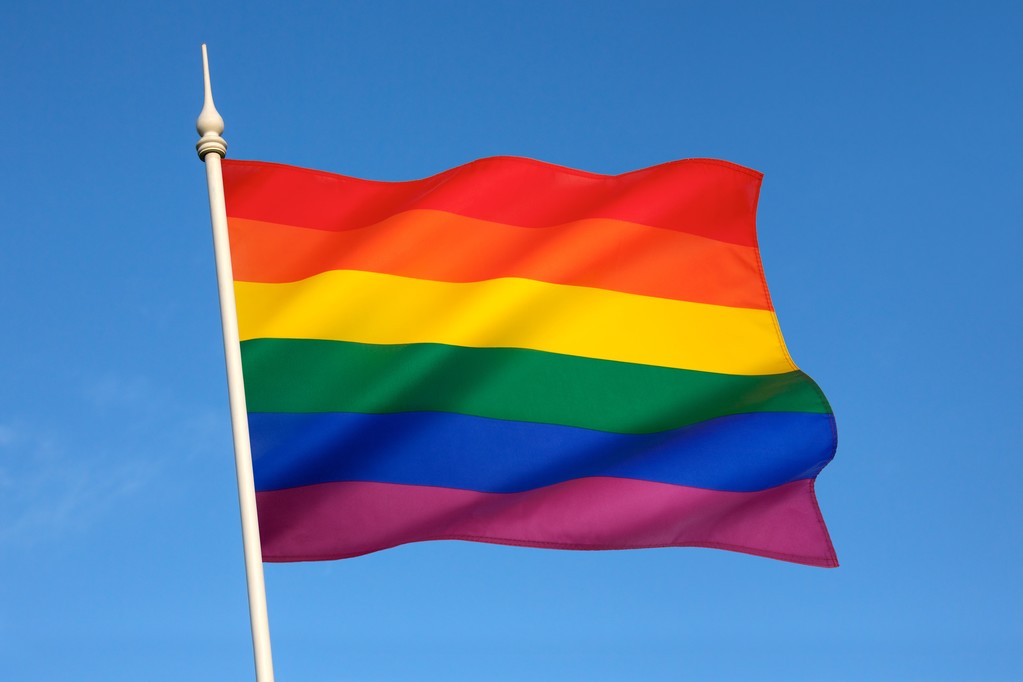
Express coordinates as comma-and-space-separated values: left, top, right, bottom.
257, 477, 837, 567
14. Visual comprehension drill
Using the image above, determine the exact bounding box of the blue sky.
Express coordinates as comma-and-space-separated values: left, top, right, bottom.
1, 1, 1021, 680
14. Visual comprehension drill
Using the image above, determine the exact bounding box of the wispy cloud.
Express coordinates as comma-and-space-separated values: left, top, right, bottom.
0, 416, 154, 542
0, 371, 228, 547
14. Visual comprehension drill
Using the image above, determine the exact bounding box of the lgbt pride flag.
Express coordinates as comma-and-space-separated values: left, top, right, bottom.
222, 156, 838, 568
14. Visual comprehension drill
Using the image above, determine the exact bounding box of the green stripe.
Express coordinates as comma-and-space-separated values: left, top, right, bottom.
241, 338, 831, 434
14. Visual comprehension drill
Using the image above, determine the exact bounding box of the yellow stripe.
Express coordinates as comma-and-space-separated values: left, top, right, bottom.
235, 271, 793, 375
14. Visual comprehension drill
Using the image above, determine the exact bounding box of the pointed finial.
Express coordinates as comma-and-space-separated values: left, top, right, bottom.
196, 44, 228, 159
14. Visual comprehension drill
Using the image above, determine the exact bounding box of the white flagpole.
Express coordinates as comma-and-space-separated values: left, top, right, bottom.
196, 44, 275, 682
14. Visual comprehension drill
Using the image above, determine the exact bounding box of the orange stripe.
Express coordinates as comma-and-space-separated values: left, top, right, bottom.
229, 211, 771, 310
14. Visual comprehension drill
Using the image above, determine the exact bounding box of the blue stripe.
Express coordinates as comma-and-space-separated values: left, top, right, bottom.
249, 411, 835, 494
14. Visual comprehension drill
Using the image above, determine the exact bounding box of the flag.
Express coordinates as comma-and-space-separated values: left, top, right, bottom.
222, 156, 838, 567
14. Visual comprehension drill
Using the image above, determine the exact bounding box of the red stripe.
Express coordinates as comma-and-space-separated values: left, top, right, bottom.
229, 216, 771, 309
257, 477, 837, 567
223, 157, 763, 247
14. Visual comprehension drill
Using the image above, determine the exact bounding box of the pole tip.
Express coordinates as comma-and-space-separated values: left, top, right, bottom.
196, 44, 227, 159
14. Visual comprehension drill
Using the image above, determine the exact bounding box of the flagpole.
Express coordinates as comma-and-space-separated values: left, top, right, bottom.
196, 44, 275, 682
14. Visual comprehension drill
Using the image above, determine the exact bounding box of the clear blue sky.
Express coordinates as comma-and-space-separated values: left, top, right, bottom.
2, 1, 1021, 680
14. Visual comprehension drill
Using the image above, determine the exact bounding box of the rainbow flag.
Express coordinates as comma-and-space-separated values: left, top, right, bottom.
223, 156, 838, 567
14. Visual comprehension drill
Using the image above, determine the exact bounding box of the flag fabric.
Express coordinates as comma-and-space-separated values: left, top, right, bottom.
222, 156, 838, 568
